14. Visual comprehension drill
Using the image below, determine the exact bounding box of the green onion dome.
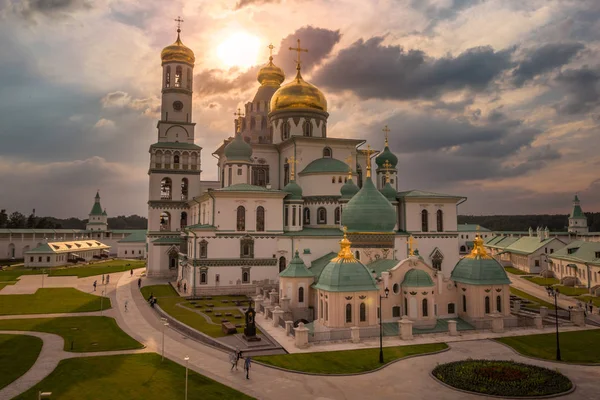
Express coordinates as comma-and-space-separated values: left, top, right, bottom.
224, 133, 252, 162
451, 236, 511, 285
375, 140, 398, 169
280, 250, 313, 277
341, 177, 396, 233
380, 182, 397, 201
282, 180, 303, 200
340, 178, 360, 199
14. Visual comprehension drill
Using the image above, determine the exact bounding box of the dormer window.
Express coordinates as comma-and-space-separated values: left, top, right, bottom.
567, 247, 579, 254
596, 251, 600, 259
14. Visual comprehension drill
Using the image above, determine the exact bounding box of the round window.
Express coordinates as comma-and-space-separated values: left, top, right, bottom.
173, 101, 184, 111
393, 283, 400, 294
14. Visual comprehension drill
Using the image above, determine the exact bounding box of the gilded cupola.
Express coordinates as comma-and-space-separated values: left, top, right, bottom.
257, 45, 285, 86
161, 28, 195, 66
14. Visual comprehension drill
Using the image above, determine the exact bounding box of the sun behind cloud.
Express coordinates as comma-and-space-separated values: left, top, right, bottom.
217, 32, 261, 69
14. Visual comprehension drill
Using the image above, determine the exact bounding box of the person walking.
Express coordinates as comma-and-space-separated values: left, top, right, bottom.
244, 356, 251, 379
130, 269, 133, 277
230, 350, 238, 371
184, 283, 187, 293
93, 280, 97, 291
101, 274, 105, 285
177, 281, 181, 292
138, 278, 142, 289
106, 275, 110, 285
124, 300, 129, 312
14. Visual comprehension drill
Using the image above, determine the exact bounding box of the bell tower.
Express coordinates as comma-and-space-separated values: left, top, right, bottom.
147, 18, 201, 278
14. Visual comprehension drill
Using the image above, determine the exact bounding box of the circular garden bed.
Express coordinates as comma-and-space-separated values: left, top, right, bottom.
432, 359, 573, 398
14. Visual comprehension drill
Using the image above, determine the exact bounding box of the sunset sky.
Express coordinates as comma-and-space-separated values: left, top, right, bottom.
1, 0, 599, 218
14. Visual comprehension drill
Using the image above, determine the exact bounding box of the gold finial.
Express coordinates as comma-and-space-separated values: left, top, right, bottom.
288, 156, 299, 180
334, 226, 354, 261
382, 125, 390, 147
267, 43, 275, 62
365, 145, 373, 178
383, 160, 392, 183
408, 235, 418, 256
344, 155, 353, 179
233, 108, 245, 134
465, 233, 492, 259
289, 39, 308, 75
174, 16, 184, 37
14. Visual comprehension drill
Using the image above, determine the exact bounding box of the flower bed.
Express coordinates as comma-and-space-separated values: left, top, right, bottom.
432, 359, 572, 397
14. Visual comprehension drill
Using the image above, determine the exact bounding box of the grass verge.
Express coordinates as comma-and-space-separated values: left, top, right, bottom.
496, 329, 600, 363
504, 267, 529, 275
0, 334, 43, 390
523, 276, 560, 286
254, 343, 448, 374
510, 287, 556, 310
48, 260, 146, 278
13, 353, 254, 400
0, 316, 142, 352
0, 288, 110, 315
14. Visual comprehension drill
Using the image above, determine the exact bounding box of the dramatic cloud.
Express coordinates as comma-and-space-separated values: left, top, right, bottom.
235, 0, 280, 10
512, 42, 585, 86
313, 37, 513, 100
7, 0, 92, 20
554, 66, 600, 115
101, 91, 160, 117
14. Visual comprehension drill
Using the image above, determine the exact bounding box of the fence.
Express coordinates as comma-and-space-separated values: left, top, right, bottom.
308, 329, 352, 343
278, 316, 286, 329
359, 326, 380, 339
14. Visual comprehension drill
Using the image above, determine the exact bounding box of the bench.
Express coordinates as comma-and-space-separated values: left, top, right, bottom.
221, 322, 237, 335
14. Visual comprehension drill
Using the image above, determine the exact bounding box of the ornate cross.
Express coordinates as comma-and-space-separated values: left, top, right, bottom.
365, 145, 373, 177
382, 125, 390, 146
408, 235, 418, 256
233, 108, 244, 118
383, 160, 392, 183
344, 155, 353, 178
289, 39, 308, 70
174, 16, 184, 32
233, 108, 244, 133
288, 156, 299, 180
268, 43, 274, 58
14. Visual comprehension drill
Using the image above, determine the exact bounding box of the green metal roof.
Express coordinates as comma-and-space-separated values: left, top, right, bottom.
299, 158, 350, 175
90, 193, 103, 216
451, 256, 511, 285
570, 205, 586, 219
217, 183, 278, 192
485, 236, 519, 249
150, 142, 201, 150
402, 269, 435, 287
27, 243, 54, 253
397, 190, 465, 199
340, 178, 360, 199
549, 240, 600, 266
458, 224, 491, 232
118, 231, 147, 243
224, 134, 252, 161
280, 250, 314, 278
282, 180, 303, 200
367, 259, 399, 278
308, 252, 337, 283
282, 228, 342, 237
380, 182, 397, 201
185, 224, 216, 230
312, 257, 379, 292
375, 145, 398, 168
152, 237, 183, 244
504, 236, 563, 255
341, 177, 396, 233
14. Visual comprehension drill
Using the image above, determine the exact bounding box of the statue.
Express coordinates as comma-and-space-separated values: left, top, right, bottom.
243, 300, 261, 342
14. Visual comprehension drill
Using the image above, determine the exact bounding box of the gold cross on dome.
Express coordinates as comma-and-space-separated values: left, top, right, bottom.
408, 235, 418, 256
289, 39, 308, 70
233, 108, 244, 119
365, 145, 373, 177
174, 16, 184, 32
268, 43, 275, 58
288, 156, 299, 180
344, 155, 353, 178
382, 125, 391, 146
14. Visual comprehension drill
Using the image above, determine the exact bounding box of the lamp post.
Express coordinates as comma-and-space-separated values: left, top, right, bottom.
41, 269, 46, 289
161, 318, 169, 361
379, 287, 390, 364
546, 286, 561, 361
100, 289, 105, 316
184, 355, 190, 400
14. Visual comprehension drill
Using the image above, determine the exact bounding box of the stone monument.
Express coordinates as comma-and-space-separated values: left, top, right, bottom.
243, 301, 261, 342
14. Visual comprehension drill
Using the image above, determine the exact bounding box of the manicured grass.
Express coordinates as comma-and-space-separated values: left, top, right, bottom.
510, 287, 557, 310
504, 267, 529, 275
0, 316, 142, 352
254, 343, 448, 374
432, 359, 572, 397
497, 329, 600, 363
14, 353, 254, 400
141, 284, 178, 299
49, 260, 146, 278
0, 281, 17, 291
0, 288, 110, 315
555, 285, 589, 296
0, 334, 43, 390
576, 295, 600, 307
523, 276, 559, 286
0, 268, 42, 282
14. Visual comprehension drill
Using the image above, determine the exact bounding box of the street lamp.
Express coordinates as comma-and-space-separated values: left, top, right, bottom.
161, 318, 169, 361
184, 355, 190, 400
100, 289, 105, 316
379, 287, 390, 364
41, 269, 46, 289
546, 286, 561, 361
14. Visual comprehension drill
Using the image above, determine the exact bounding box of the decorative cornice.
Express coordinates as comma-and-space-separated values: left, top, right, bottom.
160, 88, 193, 96
303, 195, 340, 204
192, 258, 277, 267
148, 169, 201, 175
148, 200, 189, 209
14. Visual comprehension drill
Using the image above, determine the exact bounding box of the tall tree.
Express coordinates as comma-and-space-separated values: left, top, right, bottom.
0, 209, 7, 228
7, 212, 27, 228
26, 213, 36, 229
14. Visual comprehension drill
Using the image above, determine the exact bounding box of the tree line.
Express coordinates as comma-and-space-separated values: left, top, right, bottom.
458, 213, 600, 232
0, 210, 148, 230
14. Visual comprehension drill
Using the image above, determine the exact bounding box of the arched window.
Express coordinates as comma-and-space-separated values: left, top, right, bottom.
421, 209, 429, 232
161, 178, 172, 200
460, 245, 466, 252
345, 304, 352, 323
496, 295, 502, 313
355, 251, 360, 260
334, 207, 341, 225
325, 302, 329, 321
422, 298, 428, 317
331, 176, 336, 183
181, 178, 188, 200
292, 205, 297, 226
462, 295, 467, 312
180, 212, 187, 229
284, 160, 290, 186
279, 256, 286, 273
242, 271, 249, 283
199, 240, 208, 258
319, 299, 323, 318
200, 272, 207, 284
357, 165, 363, 188
298, 287, 304, 303
256, 206, 265, 232
437, 209, 444, 232
485, 296, 491, 314
236, 206, 246, 231
284, 207, 289, 226
338, 176, 342, 183
382, 175, 386, 188
303, 120, 313, 136
317, 207, 327, 224
282, 120, 290, 140
323, 147, 332, 158
165, 66, 171, 87
174, 154, 180, 165
448, 303, 455, 314
303, 208, 310, 224
175, 66, 182, 87
359, 303, 366, 322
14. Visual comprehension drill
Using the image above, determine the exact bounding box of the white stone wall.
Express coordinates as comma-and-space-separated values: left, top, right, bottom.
117, 242, 146, 259
404, 199, 458, 233
212, 195, 283, 233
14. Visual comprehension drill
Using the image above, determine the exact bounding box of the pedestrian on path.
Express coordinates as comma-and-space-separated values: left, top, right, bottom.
125, 300, 129, 312
106, 275, 110, 285
138, 278, 142, 289
93, 280, 97, 291
130, 269, 133, 277
177, 281, 181, 292
102, 274, 105, 284
184, 283, 187, 293
230, 351, 238, 371
244, 356, 251, 379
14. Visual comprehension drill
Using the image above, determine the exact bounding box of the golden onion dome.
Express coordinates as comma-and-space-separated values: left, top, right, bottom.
257, 56, 285, 86
161, 30, 195, 65
270, 68, 327, 112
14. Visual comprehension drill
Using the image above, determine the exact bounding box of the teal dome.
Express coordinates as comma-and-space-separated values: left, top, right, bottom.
224, 134, 252, 162
280, 250, 313, 278
451, 237, 511, 285
341, 177, 396, 233
402, 269, 434, 287
380, 182, 397, 201
283, 180, 303, 200
340, 178, 359, 199
375, 144, 398, 169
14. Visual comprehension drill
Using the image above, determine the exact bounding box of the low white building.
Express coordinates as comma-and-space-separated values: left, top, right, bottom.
549, 240, 600, 291
25, 240, 110, 268
116, 231, 147, 259
457, 224, 491, 255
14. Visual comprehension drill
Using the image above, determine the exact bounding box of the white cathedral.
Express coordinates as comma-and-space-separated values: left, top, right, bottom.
146, 29, 515, 326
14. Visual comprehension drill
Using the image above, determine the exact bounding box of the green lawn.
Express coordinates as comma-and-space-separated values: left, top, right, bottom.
0, 334, 43, 390
0, 267, 42, 282
504, 267, 529, 275
48, 260, 146, 278
254, 343, 448, 374
0, 288, 110, 315
510, 287, 557, 310
0, 316, 142, 352
13, 353, 254, 400
576, 295, 600, 307
555, 285, 589, 296
497, 329, 600, 363
523, 276, 560, 286
141, 285, 251, 338
0, 281, 17, 291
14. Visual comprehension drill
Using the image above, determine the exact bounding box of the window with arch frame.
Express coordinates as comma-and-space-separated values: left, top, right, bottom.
421, 209, 429, 232
317, 207, 327, 224
334, 207, 341, 225
323, 147, 332, 158
345, 303, 352, 323
256, 206, 265, 232
298, 286, 304, 303
242, 271, 249, 283
281, 120, 290, 140
303, 207, 310, 224
359, 302, 366, 322
175, 66, 182, 87
236, 206, 246, 231
485, 296, 491, 314
422, 298, 428, 317
200, 271, 207, 284
496, 295, 502, 312
436, 209, 444, 232
303, 120, 313, 137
